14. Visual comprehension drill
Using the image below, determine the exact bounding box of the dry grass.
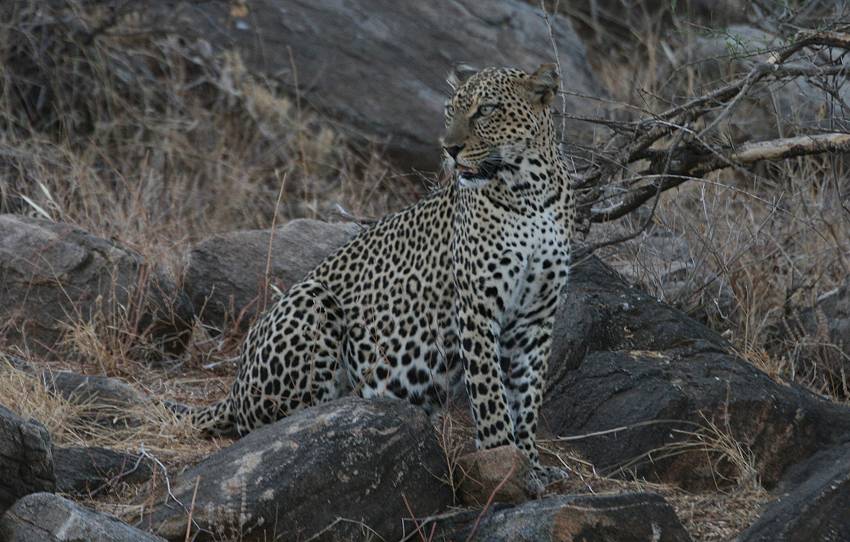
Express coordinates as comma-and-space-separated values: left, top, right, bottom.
0, 355, 225, 461
0, 356, 91, 443
542, 421, 768, 541
672, 488, 769, 542
56, 286, 164, 375
0, 0, 415, 269
433, 408, 475, 503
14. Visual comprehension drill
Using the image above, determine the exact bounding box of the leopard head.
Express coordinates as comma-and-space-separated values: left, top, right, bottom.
440, 63, 560, 183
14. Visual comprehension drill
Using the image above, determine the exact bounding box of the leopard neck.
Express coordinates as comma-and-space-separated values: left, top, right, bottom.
485, 141, 569, 212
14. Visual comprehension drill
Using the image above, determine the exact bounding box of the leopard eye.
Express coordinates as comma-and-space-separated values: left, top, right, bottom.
444, 103, 455, 116
476, 103, 498, 117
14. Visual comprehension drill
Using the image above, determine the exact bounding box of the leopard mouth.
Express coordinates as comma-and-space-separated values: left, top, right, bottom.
456, 160, 501, 181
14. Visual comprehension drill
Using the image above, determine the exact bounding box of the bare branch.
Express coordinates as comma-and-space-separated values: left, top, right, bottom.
590, 133, 850, 223
704, 133, 850, 169
575, 30, 850, 230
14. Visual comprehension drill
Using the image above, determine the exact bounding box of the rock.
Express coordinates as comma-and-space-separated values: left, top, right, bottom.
677, 25, 850, 142
456, 446, 533, 506
136, 397, 452, 541
43, 370, 145, 406
185, 219, 360, 331
773, 279, 850, 399
0, 404, 55, 515
1, 360, 147, 428
54, 446, 152, 496
0, 353, 34, 374
738, 441, 850, 541
0, 216, 193, 358
161, 0, 603, 171
41, 370, 146, 427
436, 492, 692, 541
545, 256, 850, 490
0, 492, 164, 542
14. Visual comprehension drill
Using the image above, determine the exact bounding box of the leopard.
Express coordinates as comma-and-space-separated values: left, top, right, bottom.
173, 63, 576, 482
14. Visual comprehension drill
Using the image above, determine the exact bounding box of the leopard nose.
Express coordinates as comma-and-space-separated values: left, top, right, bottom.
444, 144, 464, 160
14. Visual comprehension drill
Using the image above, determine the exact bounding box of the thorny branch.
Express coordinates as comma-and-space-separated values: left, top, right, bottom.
570, 30, 850, 238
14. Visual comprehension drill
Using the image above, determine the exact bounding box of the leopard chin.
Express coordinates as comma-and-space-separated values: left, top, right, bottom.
457, 158, 502, 181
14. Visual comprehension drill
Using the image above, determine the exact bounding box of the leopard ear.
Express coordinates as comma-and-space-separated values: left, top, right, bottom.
524, 63, 560, 105
447, 63, 478, 90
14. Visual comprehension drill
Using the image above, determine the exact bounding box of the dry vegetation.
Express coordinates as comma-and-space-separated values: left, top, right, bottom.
556, 0, 850, 401
1, 0, 848, 540
0, 1, 416, 268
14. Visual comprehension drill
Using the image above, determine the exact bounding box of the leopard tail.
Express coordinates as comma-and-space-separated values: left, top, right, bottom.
165, 398, 236, 436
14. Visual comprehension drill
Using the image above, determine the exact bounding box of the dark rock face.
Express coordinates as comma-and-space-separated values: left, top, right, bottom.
184, 219, 360, 331
137, 397, 452, 541
739, 441, 850, 542
162, 0, 603, 171
0, 405, 55, 515
54, 446, 152, 496
545, 256, 850, 490
436, 492, 692, 542
0, 492, 165, 542
0, 215, 193, 358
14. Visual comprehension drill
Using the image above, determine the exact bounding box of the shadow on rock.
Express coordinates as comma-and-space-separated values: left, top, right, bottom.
545, 256, 850, 490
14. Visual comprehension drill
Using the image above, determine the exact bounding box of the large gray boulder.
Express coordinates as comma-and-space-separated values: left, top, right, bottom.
0, 492, 164, 542
42, 370, 148, 428
136, 397, 452, 541
0, 216, 193, 358
0, 405, 55, 515
184, 219, 361, 331
161, 0, 603, 170
436, 492, 692, 541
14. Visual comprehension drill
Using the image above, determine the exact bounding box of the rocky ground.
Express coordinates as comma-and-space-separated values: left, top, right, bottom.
2, 216, 849, 541
1, 1, 849, 541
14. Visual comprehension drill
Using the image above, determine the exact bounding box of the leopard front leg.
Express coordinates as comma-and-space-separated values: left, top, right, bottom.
500, 309, 567, 485
456, 297, 516, 451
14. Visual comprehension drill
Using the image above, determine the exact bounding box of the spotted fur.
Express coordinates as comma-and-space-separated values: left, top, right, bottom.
178, 64, 576, 477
